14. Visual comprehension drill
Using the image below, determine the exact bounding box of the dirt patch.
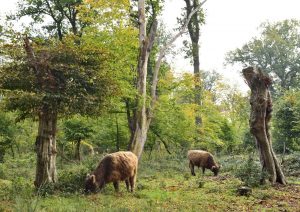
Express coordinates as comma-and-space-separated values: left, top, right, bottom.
206, 174, 234, 181
256, 184, 300, 210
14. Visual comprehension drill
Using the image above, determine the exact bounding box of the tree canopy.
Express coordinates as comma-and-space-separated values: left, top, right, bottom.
226, 19, 300, 95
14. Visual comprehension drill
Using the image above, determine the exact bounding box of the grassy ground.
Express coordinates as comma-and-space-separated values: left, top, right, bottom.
0, 152, 299, 211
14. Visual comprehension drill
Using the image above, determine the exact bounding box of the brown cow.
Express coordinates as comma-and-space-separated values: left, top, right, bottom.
85, 151, 138, 193
188, 150, 220, 176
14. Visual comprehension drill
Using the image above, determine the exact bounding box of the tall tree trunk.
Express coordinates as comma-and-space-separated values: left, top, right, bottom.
184, 0, 203, 126
125, 99, 135, 150
129, 0, 206, 159
74, 139, 81, 161
128, 0, 156, 159
35, 109, 58, 188
243, 67, 286, 185
115, 114, 120, 151
193, 46, 202, 126
24, 36, 60, 188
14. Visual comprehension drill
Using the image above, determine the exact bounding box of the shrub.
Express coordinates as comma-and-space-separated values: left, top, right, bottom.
282, 152, 300, 176
0, 179, 12, 200
234, 156, 267, 187
56, 166, 88, 194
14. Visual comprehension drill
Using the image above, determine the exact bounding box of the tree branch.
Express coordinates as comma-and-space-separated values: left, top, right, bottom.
150, 127, 172, 154
23, 35, 39, 74
147, 19, 158, 53
148, 0, 207, 119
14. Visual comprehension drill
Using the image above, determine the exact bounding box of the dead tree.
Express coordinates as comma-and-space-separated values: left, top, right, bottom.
242, 67, 286, 185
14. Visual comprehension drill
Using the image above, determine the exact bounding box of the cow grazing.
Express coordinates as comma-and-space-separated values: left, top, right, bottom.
187, 150, 220, 176
85, 151, 138, 193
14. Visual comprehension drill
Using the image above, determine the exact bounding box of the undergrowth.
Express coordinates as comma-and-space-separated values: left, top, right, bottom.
0, 152, 299, 211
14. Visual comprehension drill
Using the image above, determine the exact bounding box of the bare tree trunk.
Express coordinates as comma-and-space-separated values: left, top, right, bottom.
129, 0, 207, 159
115, 114, 120, 151
35, 109, 58, 188
242, 67, 286, 185
184, 0, 203, 126
128, 0, 156, 159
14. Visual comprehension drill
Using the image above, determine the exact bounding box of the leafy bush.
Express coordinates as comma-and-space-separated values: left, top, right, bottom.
282, 152, 300, 176
218, 155, 247, 173
0, 163, 6, 179
0, 153, 35, 180
234, 156, 267, 187
0, 179, 12, 200
38, 166, 88, 196
56, 166, 88, 194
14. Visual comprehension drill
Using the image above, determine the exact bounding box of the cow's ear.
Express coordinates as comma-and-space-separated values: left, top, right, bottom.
91, 174, 96, 184
212, 166, 216, 169
86, 173, 90, 178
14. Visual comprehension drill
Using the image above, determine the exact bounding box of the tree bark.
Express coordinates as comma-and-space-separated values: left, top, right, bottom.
184, 0, 202, 126
24, 36, 59, 188
129, 0, 207, 159
115, 114, 120, 151
242, 67, 286, 185
128, 0, 156, 159
35, 109, 58, 188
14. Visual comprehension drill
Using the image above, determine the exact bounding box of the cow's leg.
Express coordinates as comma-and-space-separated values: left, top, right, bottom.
113, 181, 119, 192
125, 179, 130, 192
129, 176, 135, 192
189, 161, 196, 176
202, 167, 205, 174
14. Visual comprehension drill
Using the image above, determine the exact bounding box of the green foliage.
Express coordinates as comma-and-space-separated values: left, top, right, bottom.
1, 152, 300, 211
154, 72, 250, 153
242, 131, 256, 152
39, 167, 88, 196
0, 153, 35, 180
282, 152, 300, 177
11, 0, 84, 39
0, 112, 18, 162
273, 90, 300, 152
226, 19, 300, 95
87, 114, 130, 152
0, 34, 119, 119
0, 179, 12, 200
56, 165, 89, 194
235, 156, 267, 187
63, 115, 94, 143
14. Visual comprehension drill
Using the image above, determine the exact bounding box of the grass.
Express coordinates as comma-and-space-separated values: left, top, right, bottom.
0, 152, 299, 211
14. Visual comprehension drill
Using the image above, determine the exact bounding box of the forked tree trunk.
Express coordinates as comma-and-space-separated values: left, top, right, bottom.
35, 109, 58, 188
128, 0, 155, 159
242, 67, 286, 185
129, 0, 207, 159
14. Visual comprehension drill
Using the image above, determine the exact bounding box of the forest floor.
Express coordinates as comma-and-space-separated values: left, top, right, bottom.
0, 153, 299, 211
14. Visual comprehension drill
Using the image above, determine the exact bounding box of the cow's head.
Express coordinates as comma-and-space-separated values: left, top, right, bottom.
211, 165, 220, 176
85, 174, 97, 193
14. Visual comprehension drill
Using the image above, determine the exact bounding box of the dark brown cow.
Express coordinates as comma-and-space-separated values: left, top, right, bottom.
188, 150, 220, 176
